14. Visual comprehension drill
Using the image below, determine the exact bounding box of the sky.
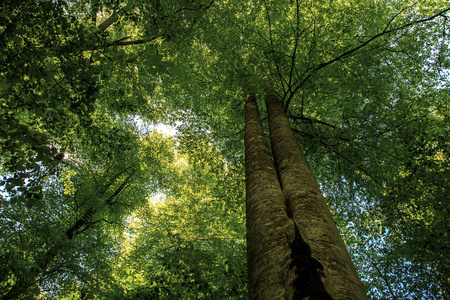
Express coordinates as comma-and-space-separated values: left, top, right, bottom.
131, 115, 179, 137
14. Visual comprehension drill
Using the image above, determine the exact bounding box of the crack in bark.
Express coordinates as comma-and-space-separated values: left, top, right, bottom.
288, 222, 333, 300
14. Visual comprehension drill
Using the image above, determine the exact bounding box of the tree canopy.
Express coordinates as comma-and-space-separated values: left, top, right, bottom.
1, 0, 449, 299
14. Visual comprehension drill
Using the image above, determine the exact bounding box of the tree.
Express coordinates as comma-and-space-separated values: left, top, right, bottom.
1, 0, 450, 298
245, 92, 366, 299
101, 131, 247, 299
0, 1, 224, 298
0, 118, 175, 298
180, 1, 449, 297
0, 0, 214, 207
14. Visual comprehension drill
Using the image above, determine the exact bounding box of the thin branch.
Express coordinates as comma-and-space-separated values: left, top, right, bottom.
300, 89, 304, 117
105, 174, 134, 205
112, 36, 132, 43
285, 0, 301, 108
99, 166, 133, 195
126, 50, 147, 64
242, 40, 287, 58
361, 142, 403, 161
285, 8, 450, 110
285, 72, 311, 108
313, 8, 450, 71
262, 0, 287, 92
92, 218, 126, 227
111, 38, 150, 46
371, 260, 398, 300
289, 114, 337, 129
293, 128, 385, 188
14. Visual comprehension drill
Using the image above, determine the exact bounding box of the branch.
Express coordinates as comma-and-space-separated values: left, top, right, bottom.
292, 128, 385, 188
92, 218, 126, 227
371, 260, 398, 300
283, 0, 301, 108
96, 2, 138, 31
112, 36, 132, 43
105, 173, 134, 205
99, 166, 133, 195
97, 12, 118, 31
111, 38, 153, 46
126, 50, 147, 64
262, 0, 287, 93
66, 167, 135, 239
289, 114, 337, 129
314, 8, 450, 72
285, 0, 301, 106
285, 7, 450, 109
65, 207, 95, 239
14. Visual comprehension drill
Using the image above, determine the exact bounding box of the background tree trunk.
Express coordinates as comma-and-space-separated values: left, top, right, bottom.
265, 91, 368, 299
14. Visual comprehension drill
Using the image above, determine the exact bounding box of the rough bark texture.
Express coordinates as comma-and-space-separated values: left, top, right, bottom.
245, 94, 294, 300
265, 92, 368, 299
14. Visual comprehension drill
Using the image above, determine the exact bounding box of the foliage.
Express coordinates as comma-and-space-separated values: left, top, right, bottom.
102, 134, 246, 299
1, 0, 449, 299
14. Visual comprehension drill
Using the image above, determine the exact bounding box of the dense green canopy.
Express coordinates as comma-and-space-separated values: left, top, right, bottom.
1, 0, 449, 299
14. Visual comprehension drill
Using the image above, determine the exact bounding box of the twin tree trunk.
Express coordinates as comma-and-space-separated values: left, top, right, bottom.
245, 92, 367, 299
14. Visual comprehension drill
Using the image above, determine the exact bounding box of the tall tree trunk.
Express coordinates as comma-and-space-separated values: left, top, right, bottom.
245, 94, 294, 299
265, 91, 367, 299
245, 92, 368, 299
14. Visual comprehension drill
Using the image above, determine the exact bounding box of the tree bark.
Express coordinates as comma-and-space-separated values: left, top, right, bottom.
245, 94, 294, 299
265, 91, 368, 299
245, 92, 367, 299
